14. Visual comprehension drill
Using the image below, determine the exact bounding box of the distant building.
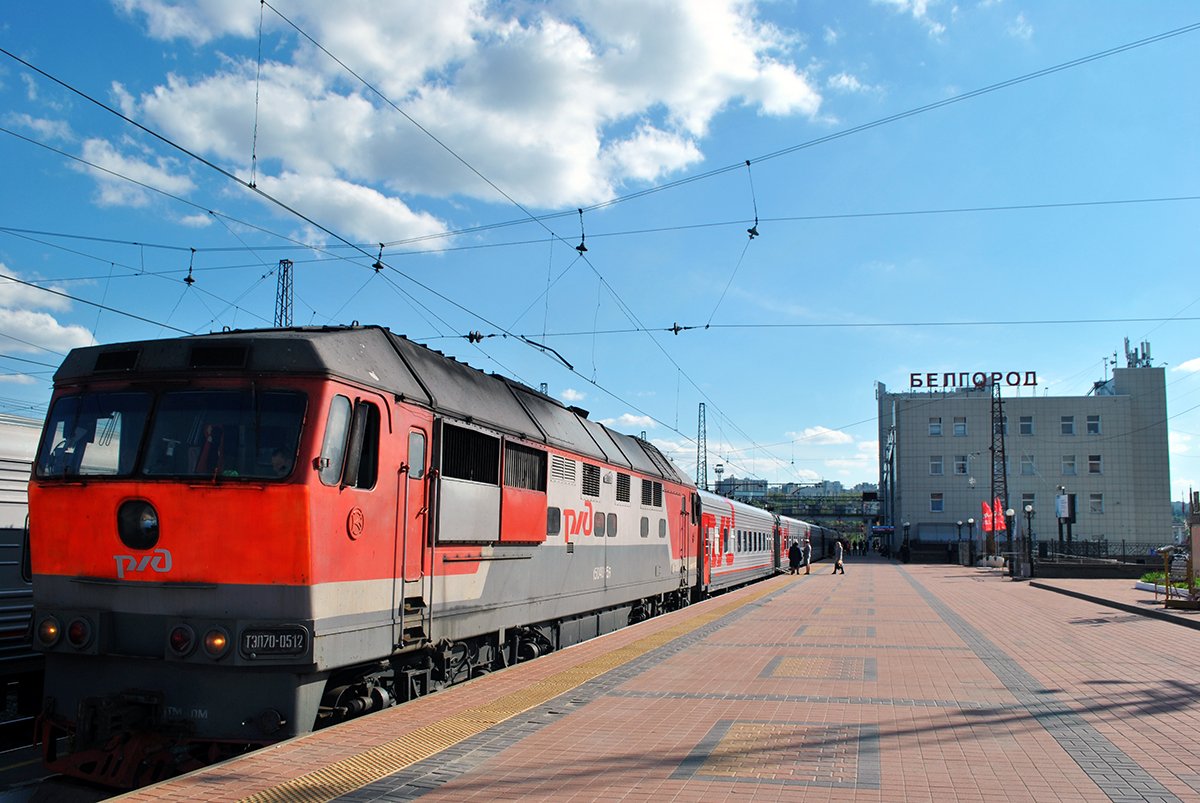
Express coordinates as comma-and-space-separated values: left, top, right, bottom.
714, 476, 768, 503
876, 342, 1170, 548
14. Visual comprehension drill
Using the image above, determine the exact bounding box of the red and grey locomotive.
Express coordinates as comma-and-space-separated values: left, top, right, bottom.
28, 325, 820, 787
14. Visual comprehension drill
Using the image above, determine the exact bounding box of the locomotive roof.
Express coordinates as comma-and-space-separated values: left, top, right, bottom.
53, 325, 691, 485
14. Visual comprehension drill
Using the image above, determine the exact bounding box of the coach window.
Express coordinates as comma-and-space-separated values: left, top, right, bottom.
318, 395, 352, 486
408, 431, 426, 479
722, 527, 730, 552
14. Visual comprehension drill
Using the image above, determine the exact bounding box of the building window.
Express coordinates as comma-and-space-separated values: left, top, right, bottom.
1020, 454, 1036, 476
1089, 493, 1104, 514
1019, 415, 1034, 435
930, 492, 944, 513
1088, 454, 1103, 474
1061, 416, 1075, 435
1021, 492, 1035, 510
1062, 455, 1076, 476
1087, 414, 1101, 435
953, 417, 967, 437
929, 455, 944, 475
929, 417, 942, 436
954, 455, 968, 475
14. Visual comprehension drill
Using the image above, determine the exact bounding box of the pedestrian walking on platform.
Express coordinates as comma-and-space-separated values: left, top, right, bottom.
787, 541, 802, 575
833, 539, 845, 574
802, 536, 811, 575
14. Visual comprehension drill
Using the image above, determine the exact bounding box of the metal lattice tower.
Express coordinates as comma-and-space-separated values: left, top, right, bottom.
274, 259, 294, 328
989, 381, 1009, 551
696, 402, 708, 491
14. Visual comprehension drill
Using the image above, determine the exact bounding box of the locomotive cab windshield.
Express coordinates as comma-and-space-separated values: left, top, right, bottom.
36, 388, 307, 481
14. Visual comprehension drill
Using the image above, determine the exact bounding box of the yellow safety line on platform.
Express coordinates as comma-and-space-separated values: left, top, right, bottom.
238, 579, 785, 803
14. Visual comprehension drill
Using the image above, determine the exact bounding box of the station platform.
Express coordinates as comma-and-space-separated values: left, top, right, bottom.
117, 559, 1200, 802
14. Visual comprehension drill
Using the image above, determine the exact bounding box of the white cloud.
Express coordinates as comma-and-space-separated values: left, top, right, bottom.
823, 26, 839, 45
113, 1, 821, 210
791, 425, 853, 445
0, 266, 95, 356
827, 72, 875, 94
560, 388, 586, 402
5, 113, 72, 142
0, 308, 94, 354
1007, 12, 1033, 41
177, 213, 214, 228
1169, 431, 1193, 455
76, 137, 196, 207
113, 0, 262, 45
599, 413, 657, 430
255, 173, 449, 245
874, 0, 947, 37
0, 265, 71, 312
1172, 357, 1200, 373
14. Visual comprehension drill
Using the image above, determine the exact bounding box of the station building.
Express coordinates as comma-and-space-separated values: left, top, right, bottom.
876, 341, 1171, 550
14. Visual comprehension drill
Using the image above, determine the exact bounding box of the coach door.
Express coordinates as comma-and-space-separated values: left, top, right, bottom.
395, 426, 430, 648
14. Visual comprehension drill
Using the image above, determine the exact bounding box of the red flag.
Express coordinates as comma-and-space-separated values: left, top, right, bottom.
981, 501, 993, 532
993, 498, 1006, 531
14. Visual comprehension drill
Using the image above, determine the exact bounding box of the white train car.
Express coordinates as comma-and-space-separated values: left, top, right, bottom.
0, 413, 41, 710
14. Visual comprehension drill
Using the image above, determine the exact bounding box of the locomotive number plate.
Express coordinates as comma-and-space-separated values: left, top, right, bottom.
241, 627, 308, 657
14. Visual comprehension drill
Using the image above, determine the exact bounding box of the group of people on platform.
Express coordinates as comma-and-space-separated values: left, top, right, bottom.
788, 536, 859, 575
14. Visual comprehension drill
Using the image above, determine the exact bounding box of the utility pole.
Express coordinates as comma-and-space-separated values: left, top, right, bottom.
274, 259, 294, 328
696, 402, 708, 491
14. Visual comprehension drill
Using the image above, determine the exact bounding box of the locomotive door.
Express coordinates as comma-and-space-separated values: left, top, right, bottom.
395, 426, 430, 647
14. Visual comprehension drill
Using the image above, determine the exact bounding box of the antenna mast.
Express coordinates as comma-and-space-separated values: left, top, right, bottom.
696, 402, 708, 491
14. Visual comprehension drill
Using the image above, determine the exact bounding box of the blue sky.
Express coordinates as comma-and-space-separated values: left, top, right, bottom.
1, 1, 1198, 498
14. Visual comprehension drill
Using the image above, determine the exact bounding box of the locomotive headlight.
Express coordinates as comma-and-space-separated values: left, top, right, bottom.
36, 616, 61, 647
66, 617, 93, 649
117, 500, 160, 550
203, 627, 230, 659
168, 624, 196, 657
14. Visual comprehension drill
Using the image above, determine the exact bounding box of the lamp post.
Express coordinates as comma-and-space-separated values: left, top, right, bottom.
1024, 504, 1036, 578
1005, 507, 1015, 578
967, 517, 975, 565
902, 521, 911, 563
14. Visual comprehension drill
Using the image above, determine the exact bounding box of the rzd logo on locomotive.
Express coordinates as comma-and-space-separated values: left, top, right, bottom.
114, 547, 173, 579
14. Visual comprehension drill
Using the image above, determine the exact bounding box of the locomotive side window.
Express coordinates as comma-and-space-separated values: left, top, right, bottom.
547, 506, 561, 535
503, 442, 545, 491
581, 464, 600, 498
408, 431, 426, 479
442, 424, 499, 485
593, 511, 605, 537
639, 479, 663, 508
37, 392, 151, 478
341, 401, 380, 490
318, 396, 352, 486
659, 519, 667, 538
616, 472, 631, 503
607, 513, 617, 537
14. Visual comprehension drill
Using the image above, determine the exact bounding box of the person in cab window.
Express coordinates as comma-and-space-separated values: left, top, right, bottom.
271, 449, 291, 477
